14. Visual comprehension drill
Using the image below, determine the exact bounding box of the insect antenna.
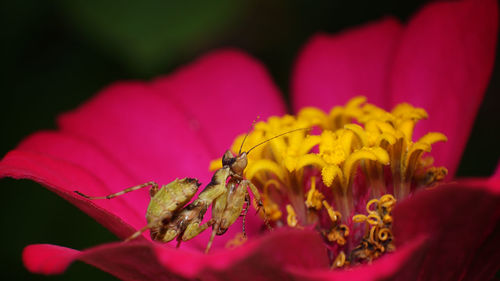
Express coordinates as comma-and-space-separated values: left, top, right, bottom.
238, 117, 260, 155
246, 127, 310, 155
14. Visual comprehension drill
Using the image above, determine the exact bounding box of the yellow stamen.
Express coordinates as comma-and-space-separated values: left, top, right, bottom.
225, 233, 247, 249
322, 200, 341, 222
286, 204, 299, 228
211, 96, 448, 268
245, 159, 285, 182
321, 165, 343, 188
342, 147, 389, 191
254, 180, 283, 221
352, 194, 396, 263
297, 107, 329, 128
209, 158, 223, 171
332, 251, 347, 268
305, 177, 325, 210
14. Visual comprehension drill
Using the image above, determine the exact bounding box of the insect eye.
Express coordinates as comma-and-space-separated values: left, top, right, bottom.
222, 150, 236, 166
222, 156, 236, 166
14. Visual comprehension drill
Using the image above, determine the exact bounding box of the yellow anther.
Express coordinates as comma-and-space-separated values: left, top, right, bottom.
211, 97, 446, 268
283, 134, 321, 172
329, 106, 346, 129
404, 142, 432, 179
398, 119, 417, 141
263, 179, 282, 192
245, 159, 285, 182
365, 119, 396, 135
382, 214, 393, 224
209, 158, 223, 171
319, 130, 347, 166
299, 135, 322, 156
391, 103, 428, 120
254, 196, 282, 221
321, 165, 343, 187
340, 224, 349, 237
332, 251, 347, 268
344, 123, 372, 147
327, 230, 346, 245
367, 213, 382, 225
286, 204, 299, 227
326, 223, 349, 246
336, 129, 355, 157
418, 132, 448, 145
322, 200, 341, 222
368, 226, 377, 243
352, 214, 367, 223
378, 228, 391, 241
305, 177, 325, 210
257, 180, 283, 221
296, 154, 326, 171
266, 202, 282, 221
351, 194, 396, 265
379, 194, 396, 210
366, 198, 379, 213
375, 133, 397, 148
297, 107, 328, 128
225, 233, 248, 249
342, 147, 389, 191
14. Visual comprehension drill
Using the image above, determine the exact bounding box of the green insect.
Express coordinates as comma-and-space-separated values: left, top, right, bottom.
76, 127, 307, 253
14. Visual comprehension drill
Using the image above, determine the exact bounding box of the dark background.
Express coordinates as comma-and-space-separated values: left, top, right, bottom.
1, 1, 499, 280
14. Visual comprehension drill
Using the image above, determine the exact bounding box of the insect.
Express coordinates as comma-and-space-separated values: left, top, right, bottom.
75, 127, 308, 253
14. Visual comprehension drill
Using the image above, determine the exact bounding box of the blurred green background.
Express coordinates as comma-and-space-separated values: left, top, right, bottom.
1, 0, 499, 280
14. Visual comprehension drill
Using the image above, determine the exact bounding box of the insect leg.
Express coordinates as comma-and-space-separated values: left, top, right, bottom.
201, 169, 231, 254
181, 218, 215, 241
124, 222, 156, 242
217, 180, 247, 235
205, 223, 219, 254
242, 192, 250, 237
244, 180, 273, 231
75, 182, 159, 199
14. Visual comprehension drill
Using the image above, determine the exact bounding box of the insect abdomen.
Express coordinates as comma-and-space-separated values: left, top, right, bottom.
146, 178, 200, 223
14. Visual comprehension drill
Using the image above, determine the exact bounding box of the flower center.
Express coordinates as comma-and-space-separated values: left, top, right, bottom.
211, 96, 447, 268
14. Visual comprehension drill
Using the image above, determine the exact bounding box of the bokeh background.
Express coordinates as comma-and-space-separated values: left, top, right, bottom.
1, 1, 499, 280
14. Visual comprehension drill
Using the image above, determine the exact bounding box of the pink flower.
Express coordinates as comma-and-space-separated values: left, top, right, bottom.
1, 0, 498, 280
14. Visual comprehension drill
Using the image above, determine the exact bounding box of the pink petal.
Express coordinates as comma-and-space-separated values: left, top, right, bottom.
292, 18, 403, 111
22, 229, 329, 281
157, 228, 329, 280
0, 149, 142, 239
0, 131, 262, 249
152, 49, 287, 156
492, 161, 500, 181
58, 81, 213, 186
389, 0, 498, 176
392, 180, 500, 281
16, 131, 145, 224
23, 244, 79, 275
288, 236, 426, 281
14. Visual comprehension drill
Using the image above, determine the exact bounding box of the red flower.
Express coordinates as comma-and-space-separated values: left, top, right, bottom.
1, 0, 498, 280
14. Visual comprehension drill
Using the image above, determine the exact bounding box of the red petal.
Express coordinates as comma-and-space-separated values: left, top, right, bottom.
58, 81, 213, 185
153, 49, 287, 156
22, 229, 329, 281
392, 180, 500, 281
389, 0, 498, 176
292, 18, 403, 111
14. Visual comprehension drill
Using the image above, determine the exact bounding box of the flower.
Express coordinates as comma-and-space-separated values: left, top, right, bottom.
1, 0, 498, 280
